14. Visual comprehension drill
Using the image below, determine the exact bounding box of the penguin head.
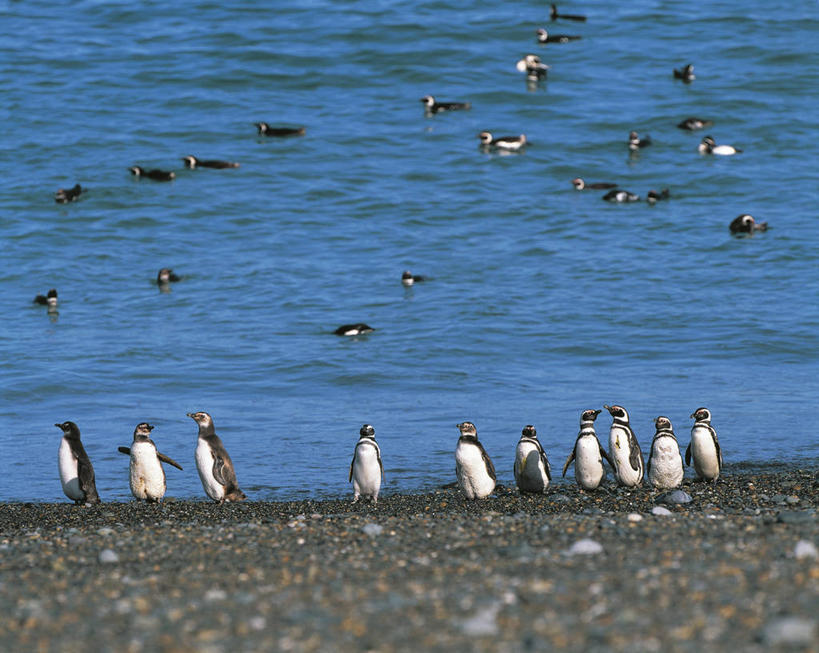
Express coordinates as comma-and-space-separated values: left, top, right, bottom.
477, 131, 493, 144
55, 421, 80, 438
536, 28, 548, 42
701, 136, 716, 147
571, 178, 585, 190
604, 404, 630, 423
359, 424, 375, 439
690, 407, 711, 423
580, 408, 601, 424
255, 122, 269, 133
157, 268, 177, 284
420, 95, 435, 107
129, 166, 143, 176
182, 156, 197, 168
133, 422, 154, 440
401, 270, 414, 285
521, 425, 537, 439
654, 416, 673, 432
187, 411, 213, 429
457, 421, 478, 438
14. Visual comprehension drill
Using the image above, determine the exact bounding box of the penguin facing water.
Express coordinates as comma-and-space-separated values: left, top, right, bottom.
55, 421, 100, 505
513, 425, 551, 493
188, 411, 246, 502
562, 409, 613, 490
118, 423, 183, 502
349, 424, 383, 504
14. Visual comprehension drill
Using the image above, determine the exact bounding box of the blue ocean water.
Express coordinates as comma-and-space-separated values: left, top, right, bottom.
2, 0, 817, 502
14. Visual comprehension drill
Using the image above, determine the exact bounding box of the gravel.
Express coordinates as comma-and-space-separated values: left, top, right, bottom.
0, 468, 816, 652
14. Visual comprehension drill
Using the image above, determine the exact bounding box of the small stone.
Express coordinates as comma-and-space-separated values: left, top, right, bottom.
771, 494, 788, 505
794, 540, 818, 560
762, 617, 816, 646
98, 549, 119, 564
656, 490, 692, 505
362, 523, 383, 537
567, 539, 604, 556
205, 588, 227, 602
96, 527, 114, 536
627, 513, 643, 522
786, 495, 800, 505
460, 603, 501, 636
651, 506, 673, 516
777, 511, 814, 525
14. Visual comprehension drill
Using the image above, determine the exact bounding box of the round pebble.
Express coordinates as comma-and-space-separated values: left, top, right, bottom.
98, 549, 119, 564
651, 506, 673, 517
567, 539, 604, 556
793, 540, 818, 560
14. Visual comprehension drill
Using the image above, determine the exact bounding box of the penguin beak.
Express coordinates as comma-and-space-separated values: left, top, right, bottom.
603, 404, 612, 413
54, 423, 61, 429
592, 409, 601, 417
186, 412, 194, 418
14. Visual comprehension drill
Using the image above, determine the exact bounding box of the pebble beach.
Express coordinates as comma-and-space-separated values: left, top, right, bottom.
2, 468, 817, 652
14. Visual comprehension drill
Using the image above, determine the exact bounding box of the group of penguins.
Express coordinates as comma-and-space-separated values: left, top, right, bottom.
54, 404, 722, 506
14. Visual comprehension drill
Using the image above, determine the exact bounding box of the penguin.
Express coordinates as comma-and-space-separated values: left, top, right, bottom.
562, 409, 614, 490
401, 270, 426, 286
156, 268, 181, 285
349, 424, 384, 503
646, 189, 671, 205
602, 189, 640, 203
55, 421, 101, 505
550, 3, 586, 21
677, 117, 713, 131
646, 416, 684, 489
188, 411, 246, 502
182, 156, 240, 169
34, 288, 58, 310
628, 131, 652, 151
130, 166, 175, 181
515, 54, 549, 80
117, 423, 183, 502
686, 407, 722, 483
572, 178, 618, 190
698, 136, 742, 156
604, 404, 644, 487
420, 95, 471, 114
513, 425, 551, 493
673, 64, 695, 83
455, 422, 496, 499
536, 28, 581, 43
55, 184, 83, 203
478, 131, 528, 151
255, 122, 306, 137
334, 323, 375, 336
729, 214, 768, 234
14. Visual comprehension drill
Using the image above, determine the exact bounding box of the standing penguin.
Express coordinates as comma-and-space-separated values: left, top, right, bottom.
455, 422, 496, 499
604, 404, 644, 487
513, 425, 551, 493
647, 416, 684, 489
349, 424, 384, 504
187, 412, 246, 502
55, 421, 101, 505
117, 423, 183, 502
562, 409, 614, 490
686, 407, 723, 483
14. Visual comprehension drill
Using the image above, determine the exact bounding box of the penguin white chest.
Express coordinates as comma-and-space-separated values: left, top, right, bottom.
609, 426, 643, 486
514, 441, 549, 492
352, 441, 382, 500
649, 437, 683, 489
690, 427, 720, 480
129, 442, 165, 501
58, 438, 83, 501
455, 441, 495, 499
195, 439, 225, 501
574, 436, 605, 490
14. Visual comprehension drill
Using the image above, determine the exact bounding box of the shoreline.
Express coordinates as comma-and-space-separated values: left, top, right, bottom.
1, 469, 816, 651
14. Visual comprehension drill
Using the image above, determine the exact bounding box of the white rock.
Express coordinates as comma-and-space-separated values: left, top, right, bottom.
627, 513, 643, 522
362, 523, 383, 537
567, 538, 604, 556
651, 506, 672, 516
98, 549, 119, 564
794, 540, 818, 560
205, 588, 228, 602
460, 603, 500, 636
763, 617, 816, 646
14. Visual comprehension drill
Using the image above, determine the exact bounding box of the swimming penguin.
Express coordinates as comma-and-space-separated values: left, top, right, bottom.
420, 95, 471, 114
130, 166, 175, 181
646, 188, 671, 205
401, 270, 426, 286
673, 64, 695, 83
515, 54, 549, 80
334, 323, 375, 336
478, 131, 528, 151
729, 214, 768, 234
182, 156, 240, 169
156, 268, 181, 285
536, 28, 581, 43
255, 122, 306, 137
646, 416, 684, 489
698, 136, 742, 156
550, 3, 586, 21
572, 178, 618, 190
686, 407, 722, 483
187, 411, 246, 502
562, 409, 614, 490
602, 189, 640, 203
604, 404, 644, 487
677, 117, 713, 131
34, 288, 58, 310
349, 424, 384, 503
455, 422, 496, 499
117, 423, 183, 502
55, 421, 101, 505
628, 131, 652, 151
513, 425, 552, 493
55, 184, 83, 204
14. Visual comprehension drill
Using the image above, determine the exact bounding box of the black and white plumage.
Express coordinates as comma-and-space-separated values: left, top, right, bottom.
188, 411, 246, 503
604, 404, 644, 487
334, 323, 375, 336
55, 421, 100, 505
550, 3, 586, 21
698, 136, 742, 156
536, 28, 581, 43
729, 214, 768, 235
646, 188, 671, 205
515, 54, 549, 80
420, 95, 471, 114
647, 416, 684, 490
55, 184, 83, 204
628, 131, 652, 151
572, 178, 617, 190
401, 270, 426, 286
677, 117, 713, 131
454, 422, 496, 499
117, 423, 183, 503
349, 424, 384, 504
562, 409, 614, 490
130, 166, 175, 181
686, 407, 723, 483
182, 156, 240, 169
673, 64, 695, 83
34, 288, 58, 310
478, 131, 528, 151
255, 122, 306, 137
513, 425, 552, 493
156, 268, 181, 285
602, 189, 640, 203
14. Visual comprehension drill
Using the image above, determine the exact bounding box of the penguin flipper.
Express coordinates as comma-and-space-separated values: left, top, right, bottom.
684, 442, 692, 466
599, 444, 615, 470
628, 435, 643, 473
77, 457, 100, 503
377, 450, 384, 481
646, 445, 654, 477
157, 452, 183, 471
477, 441, 497, 481
117, 446, 131, 456
562, 450, 575, 477
713, 431, 723, 470
212, 454, 238, 489
349, 453, 355, 482
542, 452, 552, 481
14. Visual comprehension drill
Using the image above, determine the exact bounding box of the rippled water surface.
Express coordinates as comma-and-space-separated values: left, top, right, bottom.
2, 0, 818, 502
